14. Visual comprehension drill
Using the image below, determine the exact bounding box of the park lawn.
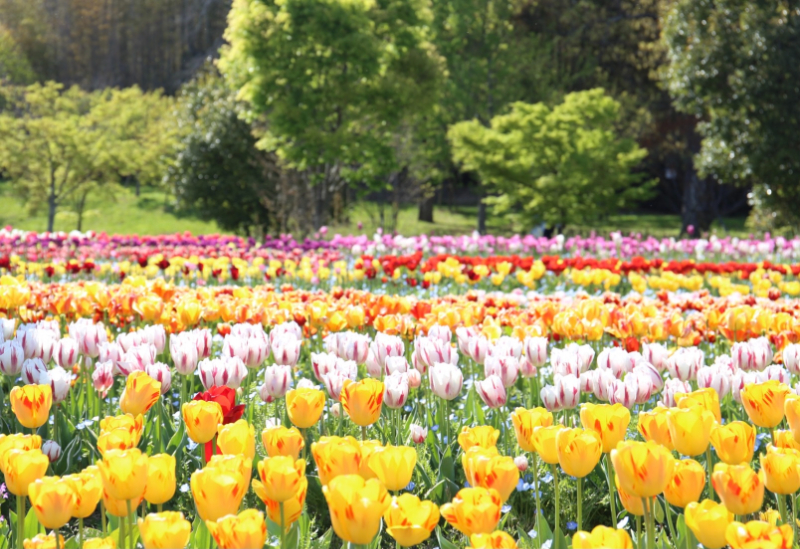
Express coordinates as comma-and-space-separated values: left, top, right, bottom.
0, 183, 749, 239
0, 185, 221, 235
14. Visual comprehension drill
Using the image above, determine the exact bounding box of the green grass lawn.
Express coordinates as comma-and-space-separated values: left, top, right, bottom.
0, 185, 221, 235
0, 183, 750, 239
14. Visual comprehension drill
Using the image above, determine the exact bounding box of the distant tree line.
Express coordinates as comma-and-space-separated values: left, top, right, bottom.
0, 0, 796, 236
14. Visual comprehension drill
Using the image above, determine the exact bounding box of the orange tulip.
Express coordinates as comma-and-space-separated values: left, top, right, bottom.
119, 372, 161, 417
510, 408, 552, 453
664, 459, 706, 508
440, 487, 502, 536
261, 425, 305, 459
725, 521, 793, 549
579, 403, 631, 453
341, 379, 384, 427
712, 463, 765, 515
741, 380, 791, 428
462, 447, 519, 502
610, 440, 675, 498
10, 385, 52, 429
637, 407, 674, 451
311, 436, 363, 485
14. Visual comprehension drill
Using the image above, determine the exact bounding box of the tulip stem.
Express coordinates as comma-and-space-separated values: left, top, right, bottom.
180, 375, 187, 408
156, 399, 162, 453
119, 504, 126, 549
55, 527, 61, 549
576, 476, 583, 532
279, 501, 285, 549
705, 446, 715, 501
101, 500, 107, 535
551, 464, 560, 549
126, 499, 134, 549
604, 453, 617, 525
792, 494, 798, 543
532, 453, 542, 548
778, 493, 790, 530
361, 425, 367, 442
635, 516, 641, 546
16, 494, 23, 549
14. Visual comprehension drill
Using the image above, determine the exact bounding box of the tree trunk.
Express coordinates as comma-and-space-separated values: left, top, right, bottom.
135, 177, 141, 197
418, 194, 434, 223
477, 198, 487, 234
680, 157, 714, 237
47, 182, 57, 233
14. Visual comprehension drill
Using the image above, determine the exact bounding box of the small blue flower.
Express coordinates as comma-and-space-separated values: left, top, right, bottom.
404, 481, 416, 491
432, 425, 439, 432
501, 505, 512, 514
404, 405, 413, 412
179, 484, 190, 493
567, 521, 577, 532
541, 472, 553, 484
464, 481, 471, 488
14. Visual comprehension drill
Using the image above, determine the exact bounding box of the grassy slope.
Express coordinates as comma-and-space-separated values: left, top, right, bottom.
0, 184, 750, 238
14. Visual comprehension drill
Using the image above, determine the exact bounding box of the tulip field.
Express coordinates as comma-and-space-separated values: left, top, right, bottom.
4, 229, 800, 549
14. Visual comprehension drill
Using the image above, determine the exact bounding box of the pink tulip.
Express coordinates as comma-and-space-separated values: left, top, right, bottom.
783, 343, 800, 375
170, 339, 199, 376
429, 362, 463, 400
523, 336, 548, 368
93, 360, 114, 397
385, 356, 409, 376
642, 342, 669, 372
271, 335, 301, 367
22, 358, 48, 384
384, 372, 409, 409
484, 356, 519, 388
0, 340, 24, 376
407, 369, 422, 388
311, 352, 338, 381
465, 335, 489, 364
455, 326, 479, 355
54, 338, 79, 368
697, 365, 731, 398
488, 337, 522, 360
223, 335, 250, 364
146, 362, 172, 394
476, 375, 507, 408
555, 374, 580, 409
597, 347, 632, 379
49, 366, 72, 403
263, 364, 292, 398
427, 325, 452, 343
410, 424, 428, 444
514, 455, 529, 472
199, 356, 247, 390
660, 378, 692, 407
42, 440, 61, 463
665, 347, 703, 381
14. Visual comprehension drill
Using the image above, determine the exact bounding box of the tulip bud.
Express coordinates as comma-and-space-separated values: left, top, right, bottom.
365, 350, 382, 378
784, 344, 800, 375
540, 384, 561, 411
466, 336, 489, 364
42, 440, 61, 463
54, 337, 79, 368
455, 326, 479, 355
428, 324, 452, 343
524, 336, 548, 368
263, 364, 292, 398
330, 402, 341, 418
0, 340, 24, 376
598, 347, 632, 379
660, 378, 693, 407
223, 335, 250, 364
311, 352, 338, 381
296, 378, 316, 390
322, 371, 347, 401
0, 317, 15, 340
484, 356, 519, 388
476, 375, 507, 408
145, 362, 172, 395
22, 358, 49, 385
385, 356, 409, 376
92, 360, 114, 397
271, 335, 301, 367
48, 366, 72, 403
410, 424, 427, 444
666, 347, 704, 381
642, 342, 669, 372
407, 368, 421, 388
245, 335, 270, 369
171, 338, 199, 376
514, 455, 528, 472
142, 325, 167, 354
384, 372, 409, 409
429, 363, 463, 400
555, 374, 580, 409
750, 337, 774, 371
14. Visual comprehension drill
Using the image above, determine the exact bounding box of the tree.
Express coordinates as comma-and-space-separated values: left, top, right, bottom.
219, 0, 442, 229
0, 81, 174, 232
166, 70, 286, 237
448, 88, 654, 231
662, 0, 800, 230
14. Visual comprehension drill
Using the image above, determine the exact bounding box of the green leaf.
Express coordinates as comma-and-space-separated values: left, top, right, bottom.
436, 526, 461, 549
24, 504, 40, 540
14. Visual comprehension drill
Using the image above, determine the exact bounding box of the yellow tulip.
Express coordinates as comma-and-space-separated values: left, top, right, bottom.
579, 403, 631, 454
10, 384, 52, 429
99, 414, 143, 446
190, 464, 246, 521
341, 379, 384, 427
102, 486, 144, 518
3, 448, 49, 496
556, 428, 602, 478
512, 408, 553, 452
462, 447, 519, 502
28, 476, 75, 529
664, 459, 706, 508
144, 453, 176, 505
176, 299, 202, 327
684, 499, 733, 549
207, 509, 267, 549
469, 531, 519, 548
384, 494, 440, 547
261, 425, 305, 459
217, 419, 256, 460
666, 406, 715, 457
784, 394, 800, 443
182, 400, 223, 444
97, 448, 149, 502
741, 380, 791, 428
96, 428, 138, 455
358, 440, 383, 480
0, 434, 42, 474
251, 456, 306, 502
205, 454, 252, 497
119, 371, 161, 417
610, 440, 675, 498
22, 533, 66, 549
676, 387, 722, 423
262, 479, 307, 532
709, 421, 756, 465
615, 477, 646, 516
725, 520, 794, 549
138, 511, 191, 549
311, 436, 363, 485
760, 445, 800, 495
637, 407, 674, 451
323, 474, 391, 545
458, 425, 501, 451
774, 429, 800, 451
82, 538, 116, 549
531, 425, 565, 464
572, 526, 634, 549
285, 387, 325, 428
63, 468, 103, 518
368, 445, 416, 492
440, 487, 502, 536
711, 463, 765, 515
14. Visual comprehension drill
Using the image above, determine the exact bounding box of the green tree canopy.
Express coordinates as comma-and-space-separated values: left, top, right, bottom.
219, 0, 442, 227
662, 0, 800, 229
0, 81, 174, 231
448, 88, 654, 230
